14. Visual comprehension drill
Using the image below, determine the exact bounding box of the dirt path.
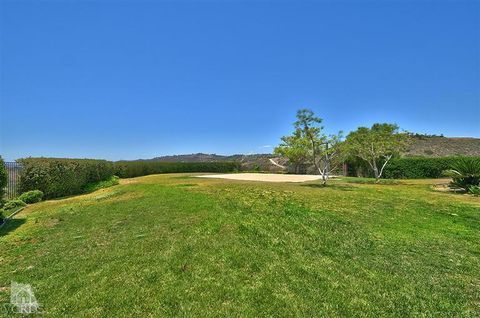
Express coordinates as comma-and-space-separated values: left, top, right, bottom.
197, 173, 323, 183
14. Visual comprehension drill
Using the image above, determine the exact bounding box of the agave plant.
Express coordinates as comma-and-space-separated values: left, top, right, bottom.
444, 158, 480, 193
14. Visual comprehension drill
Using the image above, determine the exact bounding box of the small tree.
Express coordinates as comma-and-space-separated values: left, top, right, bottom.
274, 130, 309, 173
342, 123, 410, 181
319, 132, 343, 181
276, 109, 342, 185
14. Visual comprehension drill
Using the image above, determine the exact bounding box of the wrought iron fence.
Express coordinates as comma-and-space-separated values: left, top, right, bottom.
4, 162, 22, 199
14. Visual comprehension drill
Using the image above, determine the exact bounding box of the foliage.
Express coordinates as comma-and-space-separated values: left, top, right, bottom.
274, 130, 310, 173
113, 161, 240, 178
0, 156, 7, 203
84, 175, 120, 193
1, 174, 479, 316
345, 156, 374, 178
376, 156, 479, 179
342, 123, 411, 180
18, 190, 44, 204
277, 109, 342, 184
468, 185, 480, 196
3, 199, 26, 211
444, 157, 480, 192
18, 158, 115, 199
17, 158, 239, 199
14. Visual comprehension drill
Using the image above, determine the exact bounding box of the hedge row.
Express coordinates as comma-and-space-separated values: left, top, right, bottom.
113, 161, 240, 178
346, 156, 480, 179
18, 158, 115, 199
17, 158, 240, 199
382, 156, 480, 179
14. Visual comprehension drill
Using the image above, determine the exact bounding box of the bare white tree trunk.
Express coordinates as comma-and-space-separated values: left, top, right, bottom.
378, 154, 393, 179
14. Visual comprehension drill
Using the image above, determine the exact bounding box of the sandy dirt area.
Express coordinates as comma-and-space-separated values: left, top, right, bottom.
197, 173, 324, 183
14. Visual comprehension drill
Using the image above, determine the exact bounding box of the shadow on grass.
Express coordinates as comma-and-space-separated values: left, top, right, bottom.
0, 218, 26, 237
175, 183, 198, 187
172, 176, 196, 180
339, 178, 400, 185
300, 184, 357, 191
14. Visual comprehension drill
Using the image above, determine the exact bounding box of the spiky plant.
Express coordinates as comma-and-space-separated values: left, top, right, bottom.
468, 185, 480, 196
444, 157, 480, 193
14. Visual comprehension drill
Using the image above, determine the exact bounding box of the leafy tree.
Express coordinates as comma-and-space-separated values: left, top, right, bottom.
274, 130, 309, 173
319, 132, 343, 181
277, 109, 342, 184
342, 123, 410, 181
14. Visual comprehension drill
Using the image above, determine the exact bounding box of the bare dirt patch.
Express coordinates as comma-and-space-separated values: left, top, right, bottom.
197, 173, 324, 183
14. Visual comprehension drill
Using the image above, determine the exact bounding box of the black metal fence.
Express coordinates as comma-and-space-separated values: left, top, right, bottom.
4, 162, 22, 199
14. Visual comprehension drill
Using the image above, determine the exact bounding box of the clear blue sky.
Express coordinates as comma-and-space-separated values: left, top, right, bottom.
1, 0, 479, 161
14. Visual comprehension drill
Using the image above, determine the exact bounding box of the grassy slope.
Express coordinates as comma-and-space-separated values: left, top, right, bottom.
0, 174, 479, 317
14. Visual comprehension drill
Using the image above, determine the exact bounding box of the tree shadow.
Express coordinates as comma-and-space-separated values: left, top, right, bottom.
0, 218, 26, 237
300, 184, 357, 191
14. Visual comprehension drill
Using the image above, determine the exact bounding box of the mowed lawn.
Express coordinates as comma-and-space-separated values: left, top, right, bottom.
1, 174, 479, 317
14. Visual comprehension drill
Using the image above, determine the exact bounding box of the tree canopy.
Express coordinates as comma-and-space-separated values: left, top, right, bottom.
275, 109, 342, 184
274, 130, 309, 174
342, 123, 411, 180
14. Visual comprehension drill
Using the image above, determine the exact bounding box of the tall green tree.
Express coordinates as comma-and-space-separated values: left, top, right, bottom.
320, 132, 343, 181
274, 130, 309, 174
277, 109, 342, 184
342, 123, 410, 181
293, 109, 324, 176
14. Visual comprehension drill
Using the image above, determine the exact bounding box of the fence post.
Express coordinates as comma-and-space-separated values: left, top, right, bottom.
4, 162, 21, 199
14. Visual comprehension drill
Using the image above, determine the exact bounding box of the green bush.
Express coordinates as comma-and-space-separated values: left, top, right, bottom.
0, 156, 7, 203
444, 157, 480, 192
345, 157, 374, 178
3, 199, 26, 211
114, 161, 240, 178
381, 156, 480, 179
18, 190, 44, 204
346, 156, 480, 179
18, 158, 115, 199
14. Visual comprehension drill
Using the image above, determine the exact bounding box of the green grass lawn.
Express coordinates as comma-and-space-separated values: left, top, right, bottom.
1, 174, 479, 317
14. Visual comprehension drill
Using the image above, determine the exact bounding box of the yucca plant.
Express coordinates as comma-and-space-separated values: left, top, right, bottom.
444, 157, 480, 193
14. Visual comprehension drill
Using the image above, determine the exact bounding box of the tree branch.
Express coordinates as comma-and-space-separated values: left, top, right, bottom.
378, 154, 393, 179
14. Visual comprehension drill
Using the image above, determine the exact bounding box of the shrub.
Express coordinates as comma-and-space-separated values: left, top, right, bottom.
114, 161, 240, 178
380, 156, 480, 179
345, 157, 374, 178
444, 157, 480, 192
18, 190, 44, 204
18, 158, 115, 199
0, 156, 7, 203
3, 199, 26, 211
346, 156, 480, 179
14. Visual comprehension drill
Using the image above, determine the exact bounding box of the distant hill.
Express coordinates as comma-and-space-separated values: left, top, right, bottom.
405, 136, 480, 157
142, 136, 479, 171
146, 153, 229, 163
145, 153, 286, 172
